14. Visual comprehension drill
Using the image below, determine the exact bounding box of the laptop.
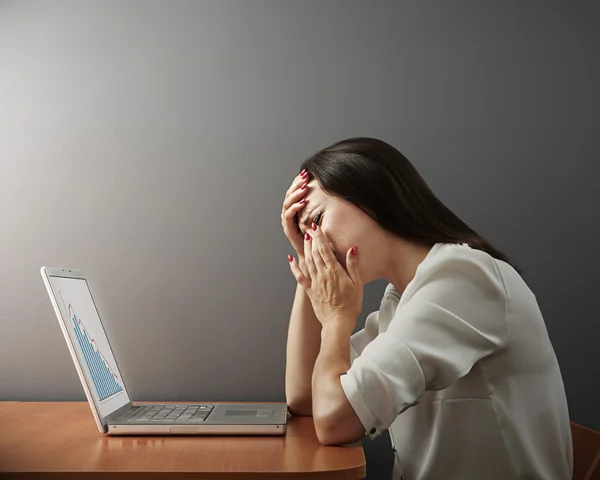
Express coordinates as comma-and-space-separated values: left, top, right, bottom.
40, 266, 289, 436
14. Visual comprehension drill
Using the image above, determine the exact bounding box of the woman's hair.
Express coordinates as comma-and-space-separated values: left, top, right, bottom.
298, 137, 521, 273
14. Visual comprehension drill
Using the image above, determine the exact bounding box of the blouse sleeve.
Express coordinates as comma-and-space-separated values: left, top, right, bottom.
350, 310, 379, 365
349, 283, 398, 365
340, 252, 508, 440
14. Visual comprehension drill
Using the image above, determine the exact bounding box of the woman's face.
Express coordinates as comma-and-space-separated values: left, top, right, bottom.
296, 178, 384, 281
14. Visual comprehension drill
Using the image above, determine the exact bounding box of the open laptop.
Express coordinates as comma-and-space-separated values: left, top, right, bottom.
40, 266, 289, 436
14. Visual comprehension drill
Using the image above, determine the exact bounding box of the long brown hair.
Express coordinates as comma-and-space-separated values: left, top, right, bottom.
297, 137, 521, 273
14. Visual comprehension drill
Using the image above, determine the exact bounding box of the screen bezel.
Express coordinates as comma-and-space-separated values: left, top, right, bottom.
40, 266, 133, 432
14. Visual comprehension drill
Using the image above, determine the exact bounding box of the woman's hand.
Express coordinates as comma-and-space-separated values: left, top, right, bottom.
281, 170, 309, 274
288, 222, 363, 333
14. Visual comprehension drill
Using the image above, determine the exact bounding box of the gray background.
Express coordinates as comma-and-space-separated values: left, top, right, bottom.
1, 1, 598, 478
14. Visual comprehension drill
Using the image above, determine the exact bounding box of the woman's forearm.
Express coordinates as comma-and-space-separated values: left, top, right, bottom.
285, 283, 322, 416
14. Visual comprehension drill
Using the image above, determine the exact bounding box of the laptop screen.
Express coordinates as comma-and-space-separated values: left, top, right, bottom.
47, 275, 130, 418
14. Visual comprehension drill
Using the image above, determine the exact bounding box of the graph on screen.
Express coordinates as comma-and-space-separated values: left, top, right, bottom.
58, 292, 124, 401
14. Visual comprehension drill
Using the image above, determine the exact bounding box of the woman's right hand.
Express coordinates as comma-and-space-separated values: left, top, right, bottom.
281, 170, 309, 262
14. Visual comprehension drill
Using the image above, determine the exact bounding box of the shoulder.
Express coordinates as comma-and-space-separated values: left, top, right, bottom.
405, 243, 508, 316
418, 243, 506, 288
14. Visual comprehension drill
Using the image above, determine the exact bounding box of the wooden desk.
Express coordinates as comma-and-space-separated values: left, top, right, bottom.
0, 402, 366, 479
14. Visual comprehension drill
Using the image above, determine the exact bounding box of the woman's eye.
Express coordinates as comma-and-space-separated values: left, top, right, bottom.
314, 212, 323, 225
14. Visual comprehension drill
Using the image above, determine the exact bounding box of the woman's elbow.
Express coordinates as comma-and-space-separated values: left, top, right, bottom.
286, 397, 313, 417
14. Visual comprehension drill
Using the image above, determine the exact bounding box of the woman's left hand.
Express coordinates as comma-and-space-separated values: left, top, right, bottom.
288, 222, 363, 333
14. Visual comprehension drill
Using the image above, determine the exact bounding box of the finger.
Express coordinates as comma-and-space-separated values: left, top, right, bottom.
345, 245, 361, 286
304, 232, 317, 280
288, 254, 310, 290
297, 255, 309, 278
310, 223, 336, 269
282, 199, 308, 254
284, 172, 307, 197
282, 180, 308, 212
282, 197, 307, 225
310, 224, 327, 270
283, 171, 309, 206
288, 170, 308, 193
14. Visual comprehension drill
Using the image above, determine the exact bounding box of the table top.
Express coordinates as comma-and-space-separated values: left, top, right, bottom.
0, 401, 366, 479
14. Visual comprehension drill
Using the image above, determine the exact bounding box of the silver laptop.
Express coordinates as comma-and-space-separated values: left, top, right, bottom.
40, 266, 289, 436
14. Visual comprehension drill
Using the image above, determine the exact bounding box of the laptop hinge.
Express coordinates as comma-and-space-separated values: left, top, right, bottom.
103, 402, 135, 425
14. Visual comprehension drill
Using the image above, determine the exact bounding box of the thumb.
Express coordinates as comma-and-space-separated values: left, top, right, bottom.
346, 245, 361, 284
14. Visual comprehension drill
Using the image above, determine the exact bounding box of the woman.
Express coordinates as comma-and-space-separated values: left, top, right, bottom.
282, 137, 572, 479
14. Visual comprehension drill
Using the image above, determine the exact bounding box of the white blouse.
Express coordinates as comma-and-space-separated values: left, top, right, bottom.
340, 243, 573, 479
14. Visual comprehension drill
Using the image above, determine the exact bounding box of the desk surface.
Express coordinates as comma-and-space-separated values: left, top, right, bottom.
0, 401, 366, 479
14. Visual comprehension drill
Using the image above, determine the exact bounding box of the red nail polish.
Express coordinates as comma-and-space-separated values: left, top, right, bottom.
288, 254, 293, 262
305, 233, 311, 241
312, 222, 317, 231
301, 183, 307, 190
299, 198, 306, 204
301, 169, 307, 175
351, 245, 358, 256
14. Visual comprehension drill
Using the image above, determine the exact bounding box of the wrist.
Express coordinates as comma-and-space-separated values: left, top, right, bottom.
321, 318, 354, 338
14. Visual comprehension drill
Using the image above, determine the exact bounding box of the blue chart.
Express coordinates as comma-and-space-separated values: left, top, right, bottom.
69, 304, 123, 401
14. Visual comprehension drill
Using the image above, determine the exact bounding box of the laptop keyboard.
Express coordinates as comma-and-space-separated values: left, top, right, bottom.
116, 404, 215, 423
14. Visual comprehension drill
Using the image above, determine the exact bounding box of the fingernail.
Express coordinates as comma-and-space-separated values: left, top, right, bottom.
301, 183, 307, 190
299, 198, 306, 204
288, 254, 293, 262
351, 245, 358, 256
312, 222, 317, 231
305, 233, 311, 241
301, 169, 306, 174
